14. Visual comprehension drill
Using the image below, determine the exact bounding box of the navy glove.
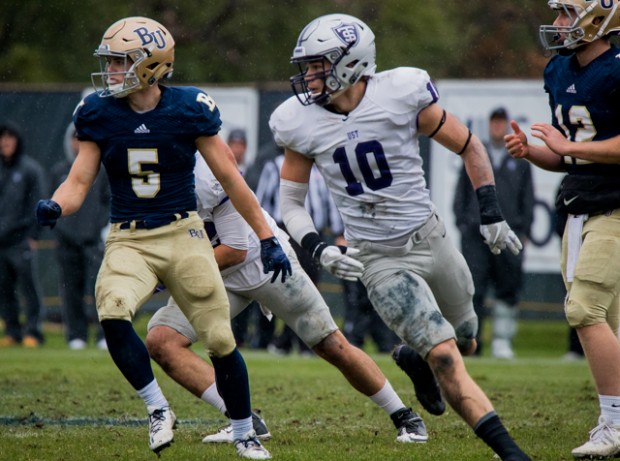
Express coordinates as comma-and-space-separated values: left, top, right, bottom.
36, 199, 62, 229
260, 237, 292, 283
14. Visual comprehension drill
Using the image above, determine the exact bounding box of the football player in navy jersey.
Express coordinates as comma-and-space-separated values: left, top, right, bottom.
35, 16, 289, 460
270, 13, 530, 461
505, 1, 620, 458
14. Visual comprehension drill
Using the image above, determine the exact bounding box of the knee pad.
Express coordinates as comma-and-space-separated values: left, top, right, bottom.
202, 327, 236, 358
454, 317, 478, 354
96, 288, 136, 321
565, 278, 613, 328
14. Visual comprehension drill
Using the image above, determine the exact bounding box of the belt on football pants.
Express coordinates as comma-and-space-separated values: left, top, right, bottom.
118, 211, 190, 230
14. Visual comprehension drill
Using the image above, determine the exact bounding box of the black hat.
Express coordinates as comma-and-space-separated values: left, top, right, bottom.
227, 128, 247, 143
489, 107, 508, 120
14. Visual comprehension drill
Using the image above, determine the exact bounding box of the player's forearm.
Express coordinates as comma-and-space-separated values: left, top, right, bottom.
564, 137, 620, 164
461, 137, 496, 189
280, 178, 317, 245
50, 179, 89, 216
226, 180, 273, 240
214, 245, 247, 270
523, 144, 564, 171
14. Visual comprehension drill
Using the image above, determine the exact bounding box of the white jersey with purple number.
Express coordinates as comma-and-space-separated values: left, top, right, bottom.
193, 154, 290, 291
270, 67, 437, 244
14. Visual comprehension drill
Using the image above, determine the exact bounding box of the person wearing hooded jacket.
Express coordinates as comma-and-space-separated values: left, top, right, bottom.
50, 123, 110, 350
0, 122, 46, 347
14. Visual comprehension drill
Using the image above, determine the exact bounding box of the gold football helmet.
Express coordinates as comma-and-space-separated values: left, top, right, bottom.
91, 16, 175, 98
540, 0, 620, 50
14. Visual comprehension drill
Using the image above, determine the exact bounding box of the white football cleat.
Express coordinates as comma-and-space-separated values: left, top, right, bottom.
491, 338, 515, 360
203, 411, 271, 443
572, 416, 620, 459
234, 430, 272, 459
68, 339, 87, 350
147, 406, 176, 454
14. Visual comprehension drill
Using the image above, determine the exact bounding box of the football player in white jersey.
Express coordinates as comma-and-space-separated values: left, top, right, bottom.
270, 13, 530, 461
145, 154, 429, 445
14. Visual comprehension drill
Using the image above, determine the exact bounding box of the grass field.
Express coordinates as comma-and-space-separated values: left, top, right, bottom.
0, 316, 596, 461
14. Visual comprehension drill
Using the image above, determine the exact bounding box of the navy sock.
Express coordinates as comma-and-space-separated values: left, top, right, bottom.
474, 413, 531, 461
211, 349, 251, 420
101, 319, 154, 390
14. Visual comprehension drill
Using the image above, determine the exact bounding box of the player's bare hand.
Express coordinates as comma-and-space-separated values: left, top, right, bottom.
504, 120, 529, 159
531, 123, 569, 157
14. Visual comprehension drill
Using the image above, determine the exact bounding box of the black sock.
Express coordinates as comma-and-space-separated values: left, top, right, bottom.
474, 412, 531, 461
101, 319, 154, 390
211, 348, 251, 420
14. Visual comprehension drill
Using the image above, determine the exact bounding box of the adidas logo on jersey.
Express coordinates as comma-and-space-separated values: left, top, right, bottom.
565, 84, 576, 94
134, 124, 150, 134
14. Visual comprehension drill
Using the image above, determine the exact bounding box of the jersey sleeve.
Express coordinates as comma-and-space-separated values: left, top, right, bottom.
269, 96, 310, 152
72, 93, 104, 142
376, 67, 439, 115
213, 200, 250, 251
180, 87, 222, 137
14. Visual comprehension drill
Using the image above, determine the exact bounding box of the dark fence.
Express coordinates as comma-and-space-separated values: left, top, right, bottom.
0, 86, 564, 321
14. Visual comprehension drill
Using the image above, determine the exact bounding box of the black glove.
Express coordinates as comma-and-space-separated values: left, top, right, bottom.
260, 237, 293, 283
36, 199, 62, 229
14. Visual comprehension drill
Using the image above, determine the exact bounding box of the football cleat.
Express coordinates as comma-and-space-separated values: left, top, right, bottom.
147, 406, 176, 454
572, 416, 620, 459
392, 344, 446, 416
68, 338, 87, 350
491, 338, 515, 360
234, 430, 272, 459
391, 407, 428, 443
203, 410, 271, 443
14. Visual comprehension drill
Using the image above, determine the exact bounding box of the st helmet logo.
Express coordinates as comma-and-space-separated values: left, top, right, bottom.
134, 27, 167, 49
333, 23, 359, 46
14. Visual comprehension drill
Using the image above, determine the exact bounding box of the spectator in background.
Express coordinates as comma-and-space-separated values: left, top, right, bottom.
454, 107, 535, 359
50, 123, 110, 350
256, 153, 341, 356
227, 128, 249, 172
0, 122, 46, 347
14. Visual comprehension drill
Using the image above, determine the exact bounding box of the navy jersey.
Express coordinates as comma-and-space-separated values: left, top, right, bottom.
544, 47, 620, 213
73, 85, 221, 222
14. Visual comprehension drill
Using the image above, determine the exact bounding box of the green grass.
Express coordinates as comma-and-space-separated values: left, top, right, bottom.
0, 317, 595, 461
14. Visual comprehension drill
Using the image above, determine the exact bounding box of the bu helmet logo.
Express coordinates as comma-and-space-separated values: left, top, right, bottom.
134, 27, 167, 49
333, 23, 359, 46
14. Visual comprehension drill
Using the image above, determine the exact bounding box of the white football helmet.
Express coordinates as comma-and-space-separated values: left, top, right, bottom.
290, 14, 376, 106
540, 0, 620, 50
91, 16, 175, 98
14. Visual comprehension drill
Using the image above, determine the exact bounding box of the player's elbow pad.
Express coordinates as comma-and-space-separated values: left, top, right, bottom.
280, 178, 318, 244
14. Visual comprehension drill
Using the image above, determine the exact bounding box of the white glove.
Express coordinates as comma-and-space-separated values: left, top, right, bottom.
319, 246, 365, 281
479, 221, 523, 256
